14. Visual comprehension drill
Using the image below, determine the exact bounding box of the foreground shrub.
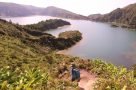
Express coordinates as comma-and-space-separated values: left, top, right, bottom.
0, 66, 48, 90
92, 60, 136, 90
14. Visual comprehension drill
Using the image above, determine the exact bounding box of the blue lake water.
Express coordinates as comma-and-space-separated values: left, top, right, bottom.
3, 15, 136, 67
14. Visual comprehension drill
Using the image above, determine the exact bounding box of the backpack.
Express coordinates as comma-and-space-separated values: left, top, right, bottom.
71, 68, 80, 80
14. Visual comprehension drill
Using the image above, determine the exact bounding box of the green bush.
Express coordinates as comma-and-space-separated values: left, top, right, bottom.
0, 66, 48, 90
92, 60, 136, 90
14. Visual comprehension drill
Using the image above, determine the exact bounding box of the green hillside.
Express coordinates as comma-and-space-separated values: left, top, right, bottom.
25, 19, 71, 31
0, 19, 136, 90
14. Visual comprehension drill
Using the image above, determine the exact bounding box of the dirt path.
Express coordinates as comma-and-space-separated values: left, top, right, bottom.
78, 70, 97, 90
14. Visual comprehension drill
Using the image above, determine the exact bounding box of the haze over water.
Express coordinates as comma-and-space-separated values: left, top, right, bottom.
3, 16, 136, 67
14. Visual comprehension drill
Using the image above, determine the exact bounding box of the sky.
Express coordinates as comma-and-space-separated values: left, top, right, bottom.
0, 0, 136, 16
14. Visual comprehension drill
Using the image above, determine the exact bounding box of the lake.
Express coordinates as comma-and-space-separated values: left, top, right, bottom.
3, 15, 136, 67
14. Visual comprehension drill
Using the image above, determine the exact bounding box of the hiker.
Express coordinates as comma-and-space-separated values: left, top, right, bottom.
70, 64, 80, 81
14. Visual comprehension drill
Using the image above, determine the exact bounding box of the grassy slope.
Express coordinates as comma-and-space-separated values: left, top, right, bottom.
0, 19, 136, 89
0, 19, 83, 89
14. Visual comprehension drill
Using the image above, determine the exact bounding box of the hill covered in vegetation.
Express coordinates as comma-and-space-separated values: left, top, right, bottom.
0, 2, 88, 20
0, 18, 136, 90
88, 3, 136, 29
25, 19, 71, 31
0, 19, 82, 50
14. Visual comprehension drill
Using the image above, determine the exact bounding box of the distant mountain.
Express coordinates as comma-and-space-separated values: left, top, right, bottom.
0, 2, 42, 17
0, 2, 88, 20
41, 6, 88, 20
88, 14, 103, 20
88, 3, 136, 28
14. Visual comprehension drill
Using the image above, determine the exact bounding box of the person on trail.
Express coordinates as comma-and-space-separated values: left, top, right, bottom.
70, 64, 80, 81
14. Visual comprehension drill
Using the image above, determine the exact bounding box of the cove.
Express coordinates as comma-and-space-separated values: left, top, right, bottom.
3, 15, 136, 67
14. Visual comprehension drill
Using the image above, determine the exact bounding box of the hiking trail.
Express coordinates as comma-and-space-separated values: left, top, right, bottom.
78, 70, 97, 90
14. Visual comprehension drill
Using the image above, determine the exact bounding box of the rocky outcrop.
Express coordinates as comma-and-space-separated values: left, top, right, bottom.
31, 31, 82, 50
